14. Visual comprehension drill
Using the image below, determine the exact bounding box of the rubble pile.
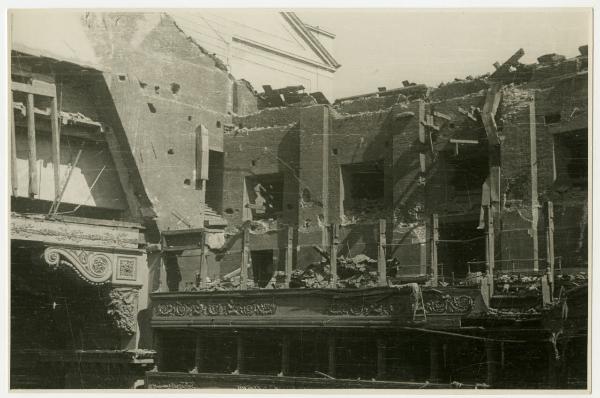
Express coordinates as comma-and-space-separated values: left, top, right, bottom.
343, 198, 388, 224
555, 271, 588, 289
493, 273, 542, 296
290, 254, 380, 289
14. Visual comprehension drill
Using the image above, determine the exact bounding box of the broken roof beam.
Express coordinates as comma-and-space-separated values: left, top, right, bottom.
490, 48, 525, 81
481, 84, 502, 146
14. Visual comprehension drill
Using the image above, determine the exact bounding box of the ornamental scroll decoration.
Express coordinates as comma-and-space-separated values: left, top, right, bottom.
43, 246, 113, 285
423, 294, 474, 314
106, 287, 139, 335
154, 300, 277, 317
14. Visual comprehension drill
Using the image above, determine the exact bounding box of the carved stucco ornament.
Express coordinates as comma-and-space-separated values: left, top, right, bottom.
43, 246, 113, 285
106, 287, 139, 335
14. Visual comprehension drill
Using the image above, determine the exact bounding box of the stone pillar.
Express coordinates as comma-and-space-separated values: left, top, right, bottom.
376, 338, 386, 380
429, 336, 441, 382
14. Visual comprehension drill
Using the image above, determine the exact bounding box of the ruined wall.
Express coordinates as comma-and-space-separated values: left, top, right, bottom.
83, 12, 257, 231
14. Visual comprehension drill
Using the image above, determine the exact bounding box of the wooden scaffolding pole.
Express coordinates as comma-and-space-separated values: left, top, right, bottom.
241, 228, 249, 290
26, 93, 38, 197
330, 223, 338, 288
530, 99, 539, 271
285, 226, 294, 285
378, 219, 387, 286
431, 214, 439, 287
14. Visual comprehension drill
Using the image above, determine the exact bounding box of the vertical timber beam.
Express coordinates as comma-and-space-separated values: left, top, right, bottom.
418, 100, 426, 173
376, 338, 386, 380
486, 206, 495, 296
429, 336, 441, 382
281, 334, 290, 376
486, 340, 500, 387
546, 201, 555, 296
152, 330, 163, 371
378, 219, 387, 286
26, 93, 38, 197
321, 107, 330, 247
327, 333, 336, 378
10, 92, 18, 196
199, 231, 208, 289
241, 228, 249, 290
236, 333, 245, 374
530, 99, 539, 271
194, 333, 204, 372
285, 226, 294, 286
431, 214, 439, 287
50, 95, 61, 200
330, 223, 338, 288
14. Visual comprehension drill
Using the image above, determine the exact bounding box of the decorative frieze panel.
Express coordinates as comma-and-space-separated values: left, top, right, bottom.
11, 215, 140, 249
44, 247, 113, 285
42, 247, 142, 286
154, 300, 277, 317
151, 287, 485, 328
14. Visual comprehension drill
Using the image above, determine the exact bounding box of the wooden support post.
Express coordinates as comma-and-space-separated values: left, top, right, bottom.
486, 206, 495, 296
50, 96, 61, 200
486, 340, 499, 387
152, 330, 163, 372
546, 201, 555, 296
429, 336, 441, 382
241, 228, 249, 290
431, 214, 439, 287
376, 338, 386, 380
26, 93, 38, 197
378, 219, 387, 286
285, 226, 294, 286
530, 100, 539, 271
199, 231, 208, 289
236, 333, 245, 374
194, 333, 204, 372
10, 92, 18, 196
327, 333, 336, 378
418, 100, 426, 173
281, 334, 290, 376
330, 223, 338, 288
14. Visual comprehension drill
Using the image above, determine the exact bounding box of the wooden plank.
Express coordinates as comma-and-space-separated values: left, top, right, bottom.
330, 223, 338, 289
195, 124, 209, 185
431, 214, 439, 287
50, 97, 61, 200
26, 93, 38, 197
285, 226, 294, 286
378, 219, 387, 286
241, 228, 249, 290
530, 100, 539, 271
10, 92, 18, 196
12, 80, 56, 97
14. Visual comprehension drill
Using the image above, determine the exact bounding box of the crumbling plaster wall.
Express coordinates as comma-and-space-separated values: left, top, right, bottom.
83, 12, 257, 231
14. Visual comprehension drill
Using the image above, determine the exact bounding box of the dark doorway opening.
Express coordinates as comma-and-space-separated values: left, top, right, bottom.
251, 250, 274, 288
437, 216, 486, 279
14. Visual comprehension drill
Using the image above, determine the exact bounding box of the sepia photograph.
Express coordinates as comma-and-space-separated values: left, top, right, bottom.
5, 5, 592, 392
